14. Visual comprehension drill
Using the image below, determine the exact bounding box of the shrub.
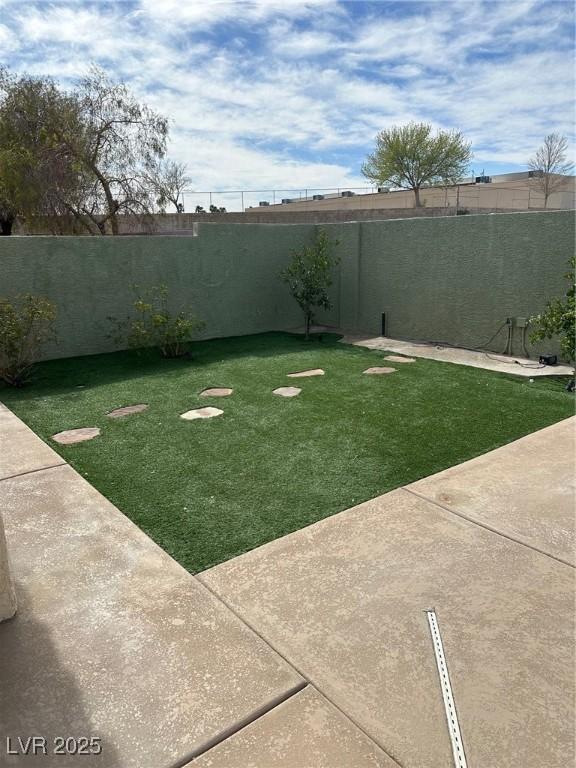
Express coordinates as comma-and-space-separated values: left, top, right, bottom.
110, 284, 205, 358
280, 229, 340, 339
530, 256, 575, 363
0, 294, 57, 386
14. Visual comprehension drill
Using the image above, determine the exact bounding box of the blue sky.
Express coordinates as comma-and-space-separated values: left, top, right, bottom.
0, 0, 574, 209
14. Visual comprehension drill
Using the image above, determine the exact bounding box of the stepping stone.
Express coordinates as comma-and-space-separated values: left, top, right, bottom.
51, 427, 101, 445
106, 404, 149, 418
200, 388, 233, 397
180, 407, 223, 421
287, 369, 325, 378
363, 367, 397, 375
384, 355, 416, 363
273, 387, 302, 398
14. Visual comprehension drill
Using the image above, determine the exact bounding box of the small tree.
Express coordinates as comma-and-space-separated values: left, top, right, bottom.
281, 229, 339, 340
528, 134, 574, 208
362, 122, 472, 208
0, 295, 57, 386
530, 257, 575, 365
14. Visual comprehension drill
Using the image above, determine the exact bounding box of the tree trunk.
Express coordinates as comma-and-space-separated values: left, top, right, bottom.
413, 187, 421, 208
0, 216, 14, 236
305, 311, 311, 340
91, 164, 119, 235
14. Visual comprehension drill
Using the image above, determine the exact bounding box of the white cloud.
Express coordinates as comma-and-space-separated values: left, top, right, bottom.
138, 0, 340, 28
0, 0, 573, 208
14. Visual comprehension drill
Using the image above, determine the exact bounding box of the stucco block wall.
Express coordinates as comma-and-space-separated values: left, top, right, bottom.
0, 211, 573, 361
326, 210, 574, 356
0, 223, 322, 360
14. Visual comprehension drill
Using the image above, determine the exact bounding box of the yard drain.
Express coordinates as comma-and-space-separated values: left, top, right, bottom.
425, 609, 468, 768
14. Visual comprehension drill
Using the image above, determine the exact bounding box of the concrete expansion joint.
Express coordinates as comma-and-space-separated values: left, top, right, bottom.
168, 680, 309, 768
197, 575, 404, 767
0, 460, 67, 484
402, 487, 575, 570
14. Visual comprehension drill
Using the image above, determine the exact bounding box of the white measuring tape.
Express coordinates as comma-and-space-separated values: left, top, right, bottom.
425, 609, 468, 768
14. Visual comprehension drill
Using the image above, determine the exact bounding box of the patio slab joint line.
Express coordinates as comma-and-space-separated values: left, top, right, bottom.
167, 679, 308, 768
403, 487, 574, 569
197, 575, 404, 767
0, 460, 68, 484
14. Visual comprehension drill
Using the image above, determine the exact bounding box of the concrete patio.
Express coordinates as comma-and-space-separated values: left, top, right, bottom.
342, 334, 575, 377
0, 401, 574, 767
291, 324, 574, 377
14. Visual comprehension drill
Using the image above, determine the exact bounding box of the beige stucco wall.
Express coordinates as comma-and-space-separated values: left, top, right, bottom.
253, 177, 576, 213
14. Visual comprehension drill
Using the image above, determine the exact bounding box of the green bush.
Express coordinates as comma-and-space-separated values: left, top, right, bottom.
0, 294, 57, 386
109, 284, 205, 358
530, 256, 575, 362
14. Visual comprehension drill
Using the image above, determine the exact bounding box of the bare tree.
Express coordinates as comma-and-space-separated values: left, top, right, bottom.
53, 67, 169, 234
146, 159, 190, 213
528, 133, 574, 208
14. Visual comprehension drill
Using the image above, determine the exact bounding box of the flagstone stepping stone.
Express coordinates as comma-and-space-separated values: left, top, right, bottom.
363, 367, 397, 375
287, 369, 325, 378
273, 387, 302, 398
199, 387, 233, 397
384, 355, 416, 363
180, 407, 223, 421
51, 427, 101, 445
106, 404, 149, 418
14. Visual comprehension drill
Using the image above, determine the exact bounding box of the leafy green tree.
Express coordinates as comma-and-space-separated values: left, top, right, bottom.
0, 66, 169, 235
0, 69, 85, 234
281, 229, 340, 340
530, 256, 575, 364
362, 122, 472, 207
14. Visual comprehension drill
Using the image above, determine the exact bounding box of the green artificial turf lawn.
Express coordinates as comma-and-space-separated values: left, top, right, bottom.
2, 332, 574, 573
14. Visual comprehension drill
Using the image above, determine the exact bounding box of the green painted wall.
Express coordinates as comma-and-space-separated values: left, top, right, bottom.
0, 223, 323, 360
0, 211, 572, 361
326, 210, 574, 357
